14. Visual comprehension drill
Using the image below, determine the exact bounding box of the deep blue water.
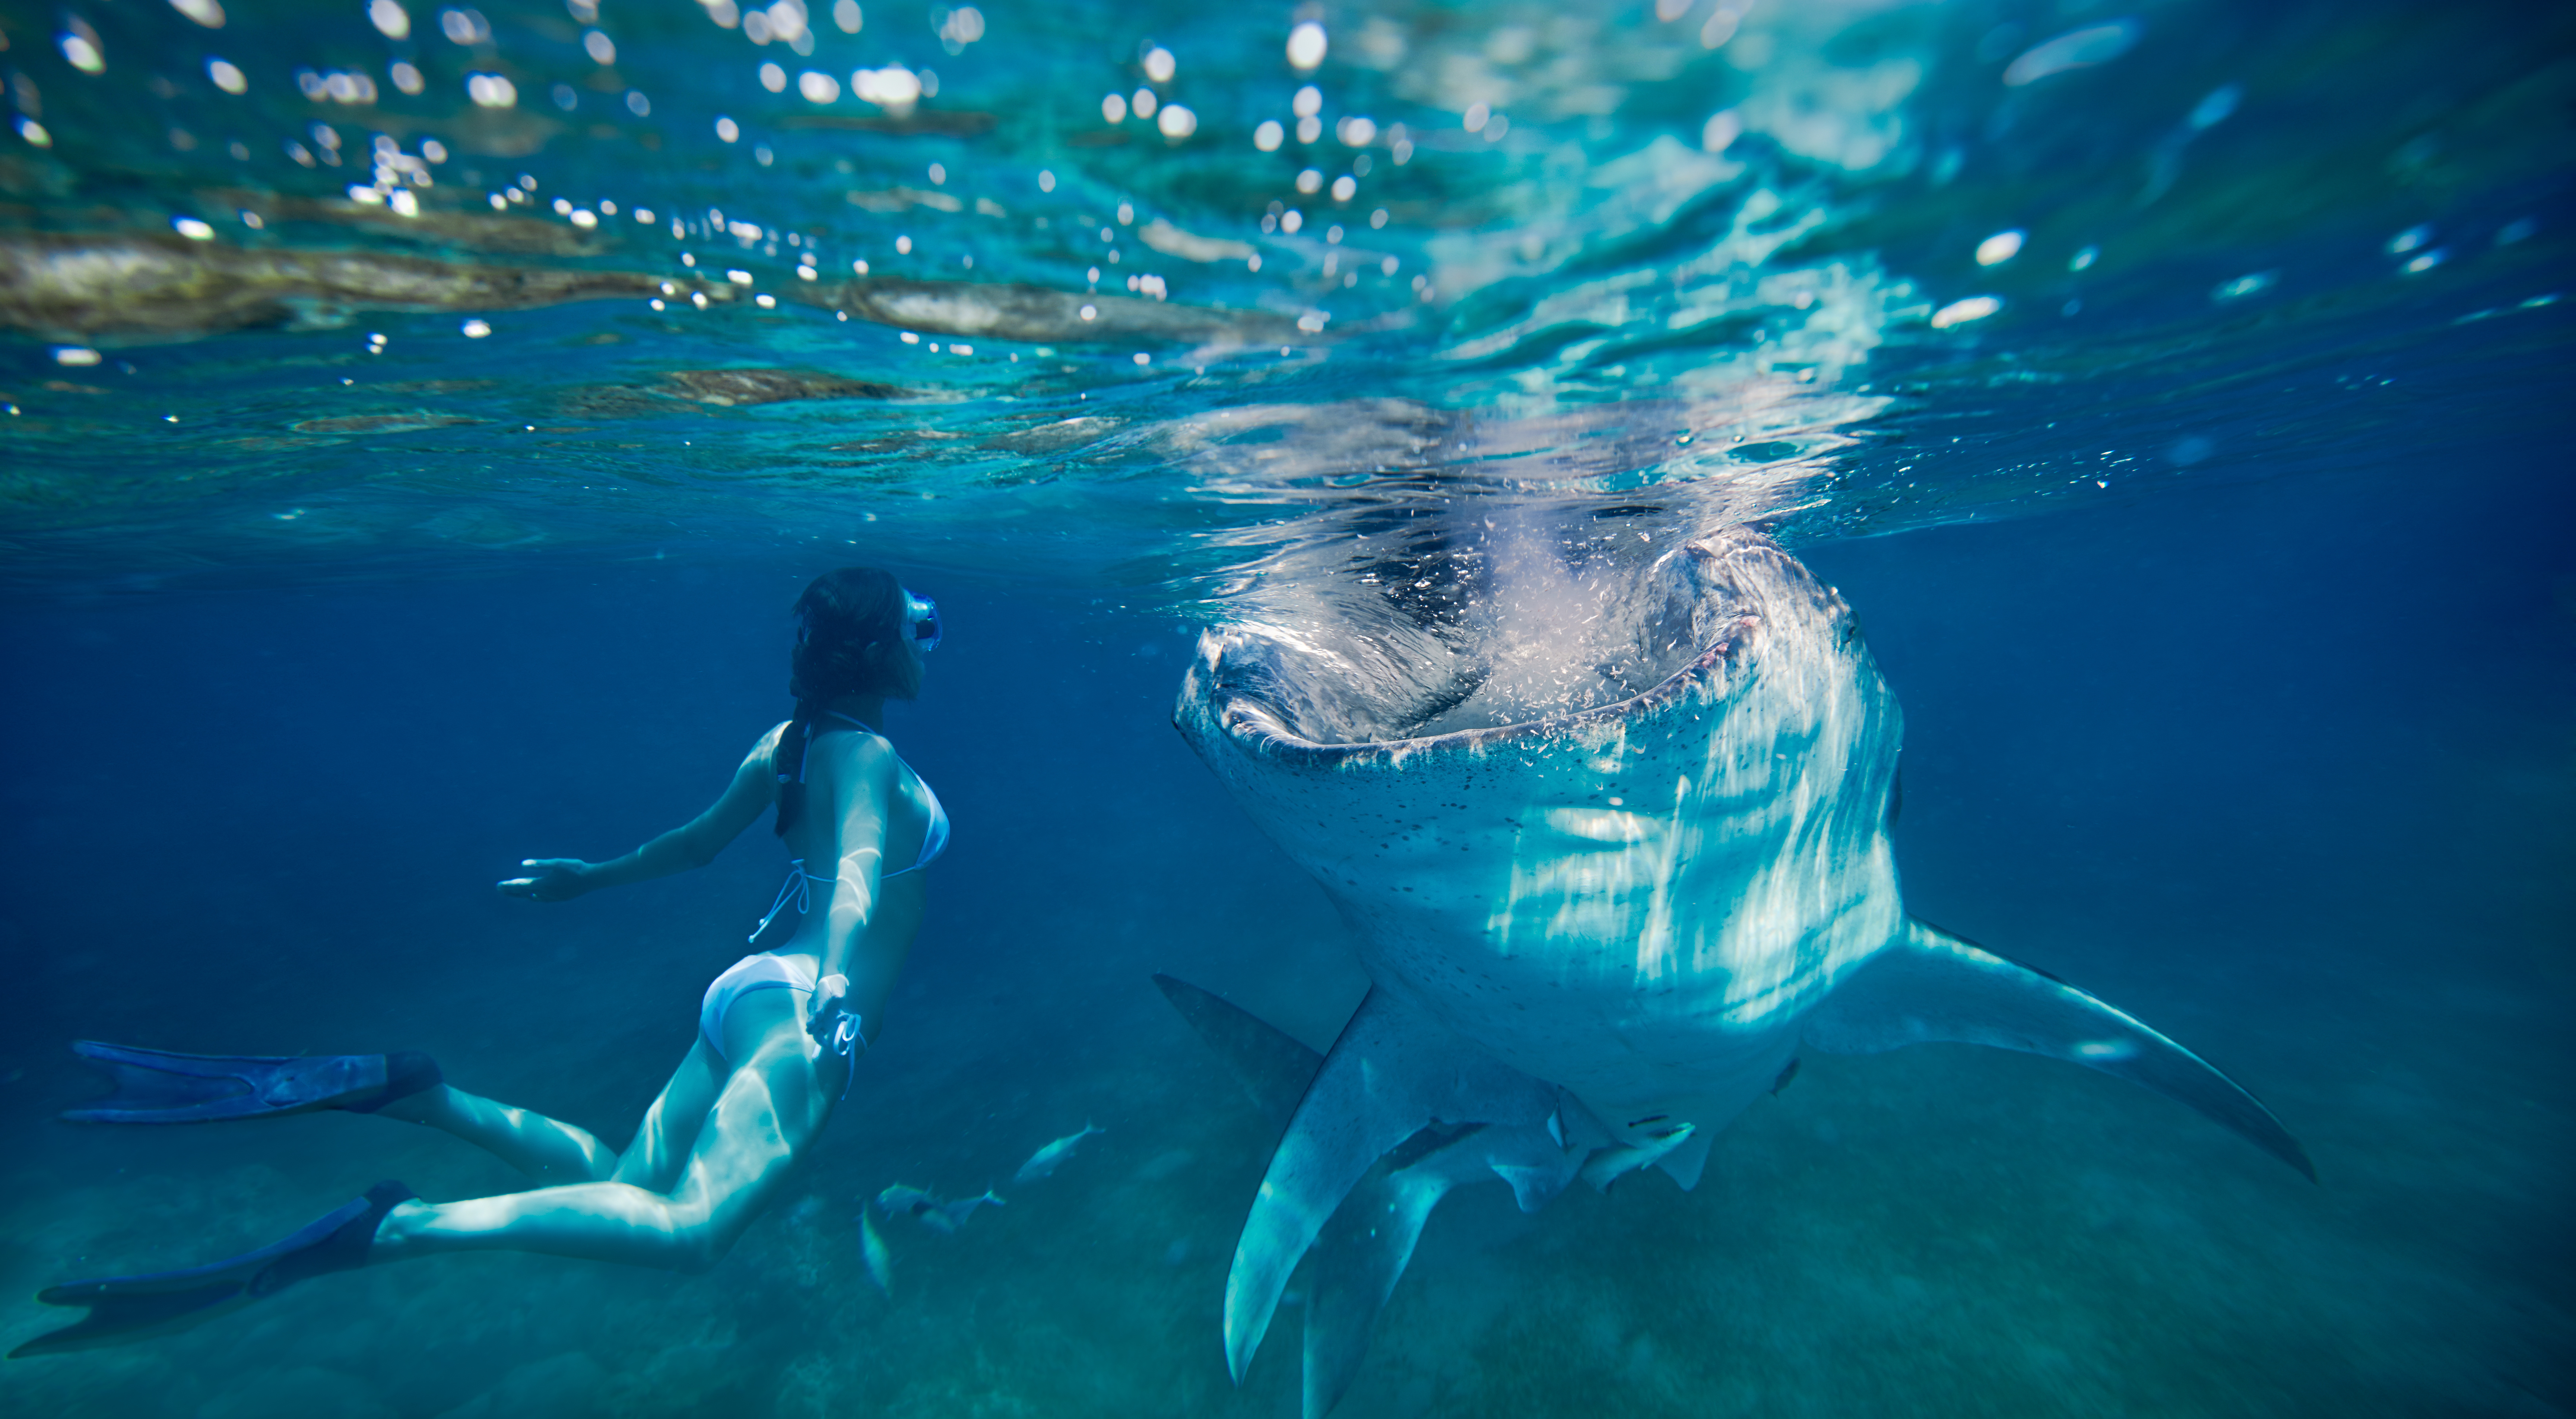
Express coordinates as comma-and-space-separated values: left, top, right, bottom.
3, 0, 2573, 1412
3, 445, 2567, 1416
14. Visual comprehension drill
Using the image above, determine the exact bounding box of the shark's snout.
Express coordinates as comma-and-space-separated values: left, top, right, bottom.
1185, 525, 1786, 762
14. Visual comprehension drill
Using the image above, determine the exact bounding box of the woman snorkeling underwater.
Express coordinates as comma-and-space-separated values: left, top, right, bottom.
13, 566, 948, 1358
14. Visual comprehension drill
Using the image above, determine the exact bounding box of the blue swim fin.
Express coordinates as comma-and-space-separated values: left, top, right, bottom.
9, 1180, 413, 1358
62, 1042, 442, 1124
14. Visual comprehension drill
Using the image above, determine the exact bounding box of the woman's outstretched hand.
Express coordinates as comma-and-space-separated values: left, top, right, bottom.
497, 858, 593, 901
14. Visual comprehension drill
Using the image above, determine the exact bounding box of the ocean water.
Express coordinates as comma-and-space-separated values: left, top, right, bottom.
1, 0, 2571, 1414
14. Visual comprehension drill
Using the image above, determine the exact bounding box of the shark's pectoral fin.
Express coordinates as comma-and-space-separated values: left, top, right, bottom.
1303, 1119, 1579, 1419
1491, 1158, 1566, 1212
1804, 921, 2315, 1181
1579, 1121, 1700, 1192
1225, 986, 1558, 1384
1656, 1129, 1713, 1190
1153, 973, 1324, 1128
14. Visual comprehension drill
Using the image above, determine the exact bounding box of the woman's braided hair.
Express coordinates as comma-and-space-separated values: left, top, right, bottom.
775, 566, 910, 838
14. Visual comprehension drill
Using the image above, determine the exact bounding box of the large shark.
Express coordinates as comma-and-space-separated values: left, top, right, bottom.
1168, 523, 2312, 1418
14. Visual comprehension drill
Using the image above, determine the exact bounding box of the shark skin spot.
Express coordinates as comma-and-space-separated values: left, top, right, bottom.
1544, 806, 1656, 843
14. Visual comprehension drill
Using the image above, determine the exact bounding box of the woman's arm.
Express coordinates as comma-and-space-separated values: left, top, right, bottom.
805, 734, 900, 1034
497, 724, 786, 901
818, 737, 898, 982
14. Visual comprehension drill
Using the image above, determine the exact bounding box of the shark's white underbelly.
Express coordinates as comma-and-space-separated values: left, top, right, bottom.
1326, 817, 1905, 1140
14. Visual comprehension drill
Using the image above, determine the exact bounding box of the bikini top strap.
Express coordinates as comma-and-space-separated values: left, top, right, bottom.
796, 712, 881, 787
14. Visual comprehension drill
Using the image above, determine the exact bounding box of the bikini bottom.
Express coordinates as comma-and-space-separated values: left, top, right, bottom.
698, 953, 816, 1063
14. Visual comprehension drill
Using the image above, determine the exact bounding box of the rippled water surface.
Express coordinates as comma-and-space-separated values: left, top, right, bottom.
3, 0, 2565, 595
1, 0, 2571, 1414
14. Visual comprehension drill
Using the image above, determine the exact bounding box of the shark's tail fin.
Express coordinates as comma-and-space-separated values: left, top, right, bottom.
1802, 920, 2316, 1181
1296, 1120, 1583, 1419
1152, 975, 1588, 1418
1215, 988, 1565, 1386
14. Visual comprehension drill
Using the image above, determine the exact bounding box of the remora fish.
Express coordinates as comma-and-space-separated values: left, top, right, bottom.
875, 1184, 1005, 1235
1169, 525, 2313, 1418
858, 1209, 894, 1298
1013, 1122, 1105, 1183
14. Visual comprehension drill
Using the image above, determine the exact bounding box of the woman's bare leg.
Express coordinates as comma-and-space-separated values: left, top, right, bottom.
372, 1085, 622, 1184
612, 1038, 727, 1190
372, 1035, 723, 1187
368, 993, 838, 1270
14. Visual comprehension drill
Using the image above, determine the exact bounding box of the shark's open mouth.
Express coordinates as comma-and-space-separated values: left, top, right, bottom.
1194, 521, 1774, 755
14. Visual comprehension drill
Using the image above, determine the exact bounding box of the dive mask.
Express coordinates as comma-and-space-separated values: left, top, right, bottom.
904, 589, 942, 653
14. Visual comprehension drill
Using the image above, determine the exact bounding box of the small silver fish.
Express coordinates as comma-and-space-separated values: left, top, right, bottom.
859, 1209, 894, 1298
876, 1183, 1005, 1234
917, 1189, 1004, 1234
1013, 1121, 1105, 1184
875, 1182, 939, 1218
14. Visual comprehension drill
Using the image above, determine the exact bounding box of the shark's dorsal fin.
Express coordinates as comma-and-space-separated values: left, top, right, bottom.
1803, 921, 2316, 1182
1153, 973, 1323, 1128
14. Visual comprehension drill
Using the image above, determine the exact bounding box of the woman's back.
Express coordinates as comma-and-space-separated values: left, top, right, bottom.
775, 715, 943, 1025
